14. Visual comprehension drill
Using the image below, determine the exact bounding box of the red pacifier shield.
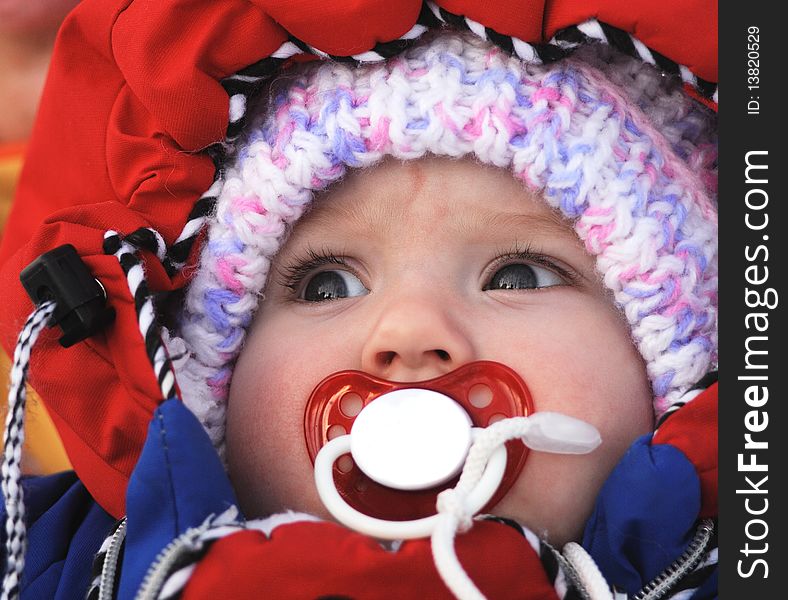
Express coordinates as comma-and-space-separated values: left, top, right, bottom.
304, 361, 534, 521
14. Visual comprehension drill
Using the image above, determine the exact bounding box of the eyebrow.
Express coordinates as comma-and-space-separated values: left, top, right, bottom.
462, 207, 576, 240
301, 191, 577, 243
303, 194, 399, 231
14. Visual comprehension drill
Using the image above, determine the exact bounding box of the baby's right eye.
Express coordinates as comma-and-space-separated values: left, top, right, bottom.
300, 270, 369, 302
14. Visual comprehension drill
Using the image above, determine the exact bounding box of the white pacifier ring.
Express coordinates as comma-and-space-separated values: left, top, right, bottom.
314, 388, 507, 540
315, 429, 507, 540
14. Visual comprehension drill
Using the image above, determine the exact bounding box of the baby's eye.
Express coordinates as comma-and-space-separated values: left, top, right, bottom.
301, 269, 369, 302
484, 263, 564, 291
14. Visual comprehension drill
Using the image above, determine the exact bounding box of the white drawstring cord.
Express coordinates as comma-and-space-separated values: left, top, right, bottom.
430, 414, 604, 600
562, 542, 615, 600
431, 417, 542, 600
2, 301, 56, 600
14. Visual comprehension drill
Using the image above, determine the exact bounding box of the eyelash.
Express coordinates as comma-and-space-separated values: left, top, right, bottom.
275, 247, 358, 293
484, 243, 581, 288
275, 243, 580, 297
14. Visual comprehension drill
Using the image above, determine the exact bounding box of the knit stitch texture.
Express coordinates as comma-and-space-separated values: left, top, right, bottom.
175, 31, 718, 449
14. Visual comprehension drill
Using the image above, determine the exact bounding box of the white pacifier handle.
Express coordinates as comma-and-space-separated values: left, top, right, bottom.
314, 429, 507, 540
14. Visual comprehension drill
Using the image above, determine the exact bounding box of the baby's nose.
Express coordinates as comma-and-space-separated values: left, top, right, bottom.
360, 296, 475, 382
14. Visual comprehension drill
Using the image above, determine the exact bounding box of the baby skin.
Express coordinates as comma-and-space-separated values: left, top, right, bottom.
226, 157, 654, 546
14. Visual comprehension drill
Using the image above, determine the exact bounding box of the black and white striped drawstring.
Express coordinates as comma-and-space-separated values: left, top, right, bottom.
1, 301, 56, 600
424, 1, 718, 102
102, 232, 177, 402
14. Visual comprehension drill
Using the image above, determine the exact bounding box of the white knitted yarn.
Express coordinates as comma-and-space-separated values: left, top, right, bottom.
175, 31, 717, 449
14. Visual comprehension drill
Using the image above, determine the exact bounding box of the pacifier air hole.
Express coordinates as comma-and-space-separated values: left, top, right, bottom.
304, 361, 534, 521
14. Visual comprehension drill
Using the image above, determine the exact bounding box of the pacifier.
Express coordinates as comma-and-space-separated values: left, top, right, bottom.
307, 361, 602, 600
304, 361, 534, 522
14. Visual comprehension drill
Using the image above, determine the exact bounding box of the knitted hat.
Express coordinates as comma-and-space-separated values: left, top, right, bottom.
172, 30, 717, 449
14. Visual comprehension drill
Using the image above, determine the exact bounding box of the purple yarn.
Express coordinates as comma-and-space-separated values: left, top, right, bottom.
331, 133, 364, 166
653, 370, 675, 397
568, 143, 594, 158
324, 88, 353, 115
407, 118, 429, 130
217, 327, 244, 350
540, 71, 564, 90
438, 53, 472, 84
289, 109, 310, 129
673, 200, 689, 230
675, 305, 694, 333
203, 289, 242, 330
178, 32, 717, 433
676, 243, 708, 272
577, 90, 594, 104
660, 219, 674, 249
556, 182, 586, 218
476, 68, 513, 89
209, 238, 244, 255
513, 86, 534, 109
624, 286, 660, 300
660, 278, 679, 307
624, 117, 642, 137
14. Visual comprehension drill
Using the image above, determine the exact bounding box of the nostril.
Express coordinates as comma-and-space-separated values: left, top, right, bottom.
377, 351, 396, 367
373, 349, 452, 371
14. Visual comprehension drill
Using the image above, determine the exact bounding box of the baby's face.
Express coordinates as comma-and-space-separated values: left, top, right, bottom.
227, 157, 653, 545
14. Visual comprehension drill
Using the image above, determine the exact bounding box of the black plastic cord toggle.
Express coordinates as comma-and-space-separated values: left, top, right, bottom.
20, 244, 116, 347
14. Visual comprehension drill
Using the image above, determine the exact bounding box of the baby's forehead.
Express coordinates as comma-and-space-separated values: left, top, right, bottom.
295, 157, 573, 239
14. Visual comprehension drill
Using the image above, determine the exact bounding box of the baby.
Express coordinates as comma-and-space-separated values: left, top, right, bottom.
225, 156, 652, 546
0, 14, 718, 600
175, 30, 717, 548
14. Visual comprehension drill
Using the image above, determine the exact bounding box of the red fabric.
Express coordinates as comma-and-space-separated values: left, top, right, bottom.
543, 0, 717, 81
261, 0, 423, 55
653, 383, 718, 519
182, 520, 560, 599
0, 0, 718, 517
440, 0, 546, 41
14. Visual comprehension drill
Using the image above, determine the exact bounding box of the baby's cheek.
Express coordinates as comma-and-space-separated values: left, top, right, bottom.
226, 325, 351, 518
227, 395, 321, 518
492, 451, 610, 545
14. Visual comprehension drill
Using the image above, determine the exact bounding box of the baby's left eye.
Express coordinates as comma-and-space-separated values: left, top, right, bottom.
483, 263, 564, 291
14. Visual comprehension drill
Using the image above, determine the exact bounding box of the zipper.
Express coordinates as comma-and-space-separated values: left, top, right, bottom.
133, 507, 244, 600
134, 521, 214, 600
632, 519, 715, 600
98, 517, 127, 600
549, 545, 595, 600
